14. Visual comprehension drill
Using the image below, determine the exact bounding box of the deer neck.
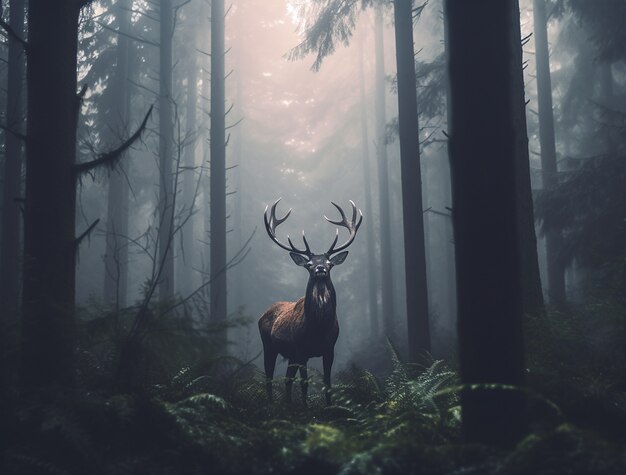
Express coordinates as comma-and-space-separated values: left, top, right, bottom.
304, 277, 336, 324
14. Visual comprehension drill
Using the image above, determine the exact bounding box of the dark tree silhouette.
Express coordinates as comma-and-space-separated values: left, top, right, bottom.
357, 27, 379, 338
21, 0, 85, 391
179, 20, 199, 296
103, 0, 133, 309
0, 0, 25, 399
511, 1, 545, 317
533, 0, 566, 306
20, 0, 151, 393
445, 0, 527, 445
393, 0, 431, 359
158, 0, 175, 299
210, 0, 228, 331
373, 6, 395, 339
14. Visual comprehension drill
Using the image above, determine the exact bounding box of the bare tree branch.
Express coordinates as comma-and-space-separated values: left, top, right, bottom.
173, 0, 192, 34
96, 20, 159, 47
225, 117, 244, 130
164, 228, 256, 315
74, 105, 153, 176
75, 218, 100, 248
128, 78, 159, 97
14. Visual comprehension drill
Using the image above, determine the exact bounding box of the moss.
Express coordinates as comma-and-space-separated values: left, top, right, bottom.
303, 424, 349, 462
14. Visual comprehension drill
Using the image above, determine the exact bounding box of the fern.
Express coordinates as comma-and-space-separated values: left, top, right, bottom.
329, 345, 459, 445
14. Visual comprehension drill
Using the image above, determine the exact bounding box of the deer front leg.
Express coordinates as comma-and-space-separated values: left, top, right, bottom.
263, 349, 278, 402
322, 350, 334, 406
285, 359, 298, 404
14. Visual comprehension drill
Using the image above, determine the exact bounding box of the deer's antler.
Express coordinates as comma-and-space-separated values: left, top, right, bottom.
264, 199, 312, 256
325, 200, 363, 255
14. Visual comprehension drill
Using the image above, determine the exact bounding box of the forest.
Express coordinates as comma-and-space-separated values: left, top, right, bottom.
0, 0, 625, 473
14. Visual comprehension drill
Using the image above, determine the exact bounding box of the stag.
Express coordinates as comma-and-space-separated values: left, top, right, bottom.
258, 199, 362, 405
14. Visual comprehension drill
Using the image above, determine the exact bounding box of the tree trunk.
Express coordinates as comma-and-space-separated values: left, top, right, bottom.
392, 0, 431, 360
229, 44, 243, 314
21, 0, 82, 391
512, 1, 545, 316
533, 0, 565, 307
1, 0, 25, 400
103, 0, 132, 310
358, 27, 379, 339
158, 0, 175, 299
210, 0, 228, 331
442, 0, 457, 349
373, 7, 395, 338
445, 0, 527, 445
201, 11, 211, 281
179, 44, 198, 296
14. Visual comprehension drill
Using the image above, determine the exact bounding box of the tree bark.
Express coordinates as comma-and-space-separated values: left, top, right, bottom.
21, 0, 82, 391
158, 0, 175, 299
210, 0, 228, 331
445, 0, 527, 445
1, 0, 25, 400
533, 0, 565, 306
373, 7, 395, 338
358, 27, 379, 339
393, 0, 431, 360
103, 0, 132, 310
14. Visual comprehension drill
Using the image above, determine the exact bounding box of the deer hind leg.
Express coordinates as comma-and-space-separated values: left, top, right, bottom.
299, 361, 309, 406
323, 350, 334, 406
263, 349, 278, 402
285, 359, 299, 404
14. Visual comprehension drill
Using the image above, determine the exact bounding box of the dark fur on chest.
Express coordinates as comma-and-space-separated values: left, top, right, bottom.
304, 278, 336, 325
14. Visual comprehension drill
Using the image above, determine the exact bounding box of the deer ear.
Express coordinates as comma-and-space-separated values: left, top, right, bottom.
290, 253, 308, 267
330, 251, 349, 266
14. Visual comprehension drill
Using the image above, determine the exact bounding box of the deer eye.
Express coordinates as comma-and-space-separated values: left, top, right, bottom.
305, 262, 313, 268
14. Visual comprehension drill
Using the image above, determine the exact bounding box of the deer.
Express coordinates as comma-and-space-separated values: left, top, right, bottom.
258, 199, 362, 406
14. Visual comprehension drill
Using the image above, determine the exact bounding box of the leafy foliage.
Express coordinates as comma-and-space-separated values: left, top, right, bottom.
287, 0, 378, 71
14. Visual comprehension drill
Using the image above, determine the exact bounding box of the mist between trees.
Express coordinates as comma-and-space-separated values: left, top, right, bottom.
0, 0, 625, 472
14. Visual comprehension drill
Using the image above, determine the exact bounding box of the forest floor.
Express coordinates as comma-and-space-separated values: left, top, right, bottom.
2, 300, 626, 474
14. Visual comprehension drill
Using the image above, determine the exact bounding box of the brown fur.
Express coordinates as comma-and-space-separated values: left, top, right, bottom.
258, 288, 339, 405
258, 298, 339, 360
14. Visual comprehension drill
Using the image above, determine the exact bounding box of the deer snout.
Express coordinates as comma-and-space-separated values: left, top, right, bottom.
314, 265, 328, 276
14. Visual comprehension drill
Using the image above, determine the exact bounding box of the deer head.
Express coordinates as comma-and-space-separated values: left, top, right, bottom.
263, 199, 363, 280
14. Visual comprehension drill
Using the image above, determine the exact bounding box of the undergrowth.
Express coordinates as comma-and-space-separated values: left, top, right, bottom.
2, 301, 626, 474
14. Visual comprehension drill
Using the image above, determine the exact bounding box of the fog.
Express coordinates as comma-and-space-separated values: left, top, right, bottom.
75, 0, 417, 372
2, 0, 626, 471
63, 0, 625, 372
